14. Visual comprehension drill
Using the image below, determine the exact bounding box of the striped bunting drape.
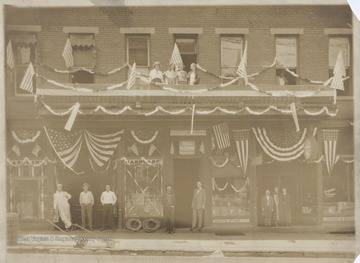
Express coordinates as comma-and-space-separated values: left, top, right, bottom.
44, 127, 123, 172
213, 122, 231, 150
252, 127, 308, 161
233, 129, 249, 174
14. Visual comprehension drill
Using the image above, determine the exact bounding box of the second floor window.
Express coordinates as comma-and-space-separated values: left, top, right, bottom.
175, 35, 197, 72
8, 32, 37, 95
329, 37, 351, 95
127, 35, 150, 79
221, 36, 243, 83
69, 33, 95, 84
275, 36, 297, 85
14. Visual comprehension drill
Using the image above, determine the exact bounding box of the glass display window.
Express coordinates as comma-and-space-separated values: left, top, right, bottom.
212, 176, 250, 222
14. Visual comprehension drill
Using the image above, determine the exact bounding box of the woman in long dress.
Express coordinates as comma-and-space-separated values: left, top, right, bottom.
53, 184, 72, 231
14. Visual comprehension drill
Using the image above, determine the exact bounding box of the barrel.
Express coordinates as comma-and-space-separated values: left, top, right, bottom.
7, 213, 19, 246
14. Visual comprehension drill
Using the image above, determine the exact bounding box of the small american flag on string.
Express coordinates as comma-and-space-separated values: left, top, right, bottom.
6, 40, 14, 70
19, 63, 35, 93
331, 50, 346, 91
236, 40, 248, 85
62, 38, 73, 68
170, 43, 183, 70
127, 62, 137, 90
213, 123, 231, 150
128, 143, 139, 156
148, 143, 157, 156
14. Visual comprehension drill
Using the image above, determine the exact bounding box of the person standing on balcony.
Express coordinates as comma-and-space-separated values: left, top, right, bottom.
165, 63, 178, 85
149, 62, 164, 83
282, 187, 292, 226
163, 185, 176, 234
190, 181, 206, 231
187, 63, 200, 85
79, 183, 94, 230
100, 185, 117, 231
276, 69, 289, 85
177, 63, 187, 84
53, 184, 73, 232
261, 189, 274, 227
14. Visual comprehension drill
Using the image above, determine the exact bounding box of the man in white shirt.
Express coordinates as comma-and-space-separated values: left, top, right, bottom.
79, 183, 94, 230
100, 185, 117, 231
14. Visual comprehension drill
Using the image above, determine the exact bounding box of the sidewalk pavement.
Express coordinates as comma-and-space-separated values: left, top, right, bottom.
8, 228, 356, 258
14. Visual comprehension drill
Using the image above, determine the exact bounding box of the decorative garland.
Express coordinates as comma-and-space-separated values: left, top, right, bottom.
131, 130, 159, 144
6, 157, 56, 167
143, 218, 161, 233
39, 62, 128, 76
125, 218, 142, 231
231, 178, 249, 193
212, 178, 229, 191
209, 157, 229, 168
39, 100, 338, 118
11, 130, 41, 144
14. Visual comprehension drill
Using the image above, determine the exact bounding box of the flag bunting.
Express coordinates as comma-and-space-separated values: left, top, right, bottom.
322, 129, 339, 176
233, 129, 250, 174
213, 123, 231, 149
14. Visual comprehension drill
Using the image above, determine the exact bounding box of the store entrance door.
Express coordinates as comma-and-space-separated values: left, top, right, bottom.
174, 159, 201, 228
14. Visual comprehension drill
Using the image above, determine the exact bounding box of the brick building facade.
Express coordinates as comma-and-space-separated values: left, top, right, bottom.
4, 5, 354, 232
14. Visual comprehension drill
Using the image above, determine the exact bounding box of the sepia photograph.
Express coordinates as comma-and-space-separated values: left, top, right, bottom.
1, 0, 359, 262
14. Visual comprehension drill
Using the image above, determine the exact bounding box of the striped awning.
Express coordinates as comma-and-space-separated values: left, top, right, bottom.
11, 33, 37, 46
70, 34, 95, 47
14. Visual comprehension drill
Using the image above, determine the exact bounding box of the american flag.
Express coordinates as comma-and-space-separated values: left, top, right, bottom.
331, 50, 346, 91
233, 129, 250, 174
62, 38, 73, 68
6, 40, 14, 70
127, 62, 137, 90
148, 143, 157, 156
236, 40, 248, 85
11, 144, 21, 157
31, 143, 42, 157
44, 127, 83, 171
213, 123, 231, 150
170, 43, 183, 69
19, 63, 35, 93
322, 129, 339, 175
84, 130, 123, 168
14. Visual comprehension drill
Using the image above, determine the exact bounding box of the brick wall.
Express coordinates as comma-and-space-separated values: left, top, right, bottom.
4, 5, 352, 90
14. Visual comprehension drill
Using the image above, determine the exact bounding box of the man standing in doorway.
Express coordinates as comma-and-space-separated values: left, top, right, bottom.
261, 189, 274, 227
190, 181, 206, 231
79, 183, 94, 230
273, 186, 282, 227
100, 185, 117, 231
282, 187, 292, 227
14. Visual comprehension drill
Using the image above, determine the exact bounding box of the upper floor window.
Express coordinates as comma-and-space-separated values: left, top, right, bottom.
275, 36, 297, 85
8, 32, 37, 95
220, 36, 243, 83
329, 37, 351, 95
127, 35, 150, 78
174, 35, 198, 72
69, 33, 95, 84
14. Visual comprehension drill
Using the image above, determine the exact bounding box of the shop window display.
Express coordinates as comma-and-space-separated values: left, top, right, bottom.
124, 160, 163, 218
212, 177, 250, 223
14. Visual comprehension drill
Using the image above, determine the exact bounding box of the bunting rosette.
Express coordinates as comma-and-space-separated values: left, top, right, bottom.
252, 127, 308, 161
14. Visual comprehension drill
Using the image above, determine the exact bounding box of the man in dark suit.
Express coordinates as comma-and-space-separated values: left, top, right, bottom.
261, 189, 274, 227
190, 181, 206, 231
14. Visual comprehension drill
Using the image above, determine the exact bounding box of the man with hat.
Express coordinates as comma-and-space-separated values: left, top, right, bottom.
79, 183, 94, 230
149, 61, 164, 83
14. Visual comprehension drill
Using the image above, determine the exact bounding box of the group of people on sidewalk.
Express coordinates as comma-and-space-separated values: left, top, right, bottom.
261, 186, 292, 227
53, 181, 206, 234
53, 183, 117, 232
149, 62, 200, 85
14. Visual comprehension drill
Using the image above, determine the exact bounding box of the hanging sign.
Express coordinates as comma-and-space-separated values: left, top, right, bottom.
179, 140, 196, 155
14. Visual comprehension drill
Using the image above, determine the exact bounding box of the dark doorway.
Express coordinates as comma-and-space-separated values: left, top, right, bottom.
174, 159, 201, 228
257, 162, 300, 226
